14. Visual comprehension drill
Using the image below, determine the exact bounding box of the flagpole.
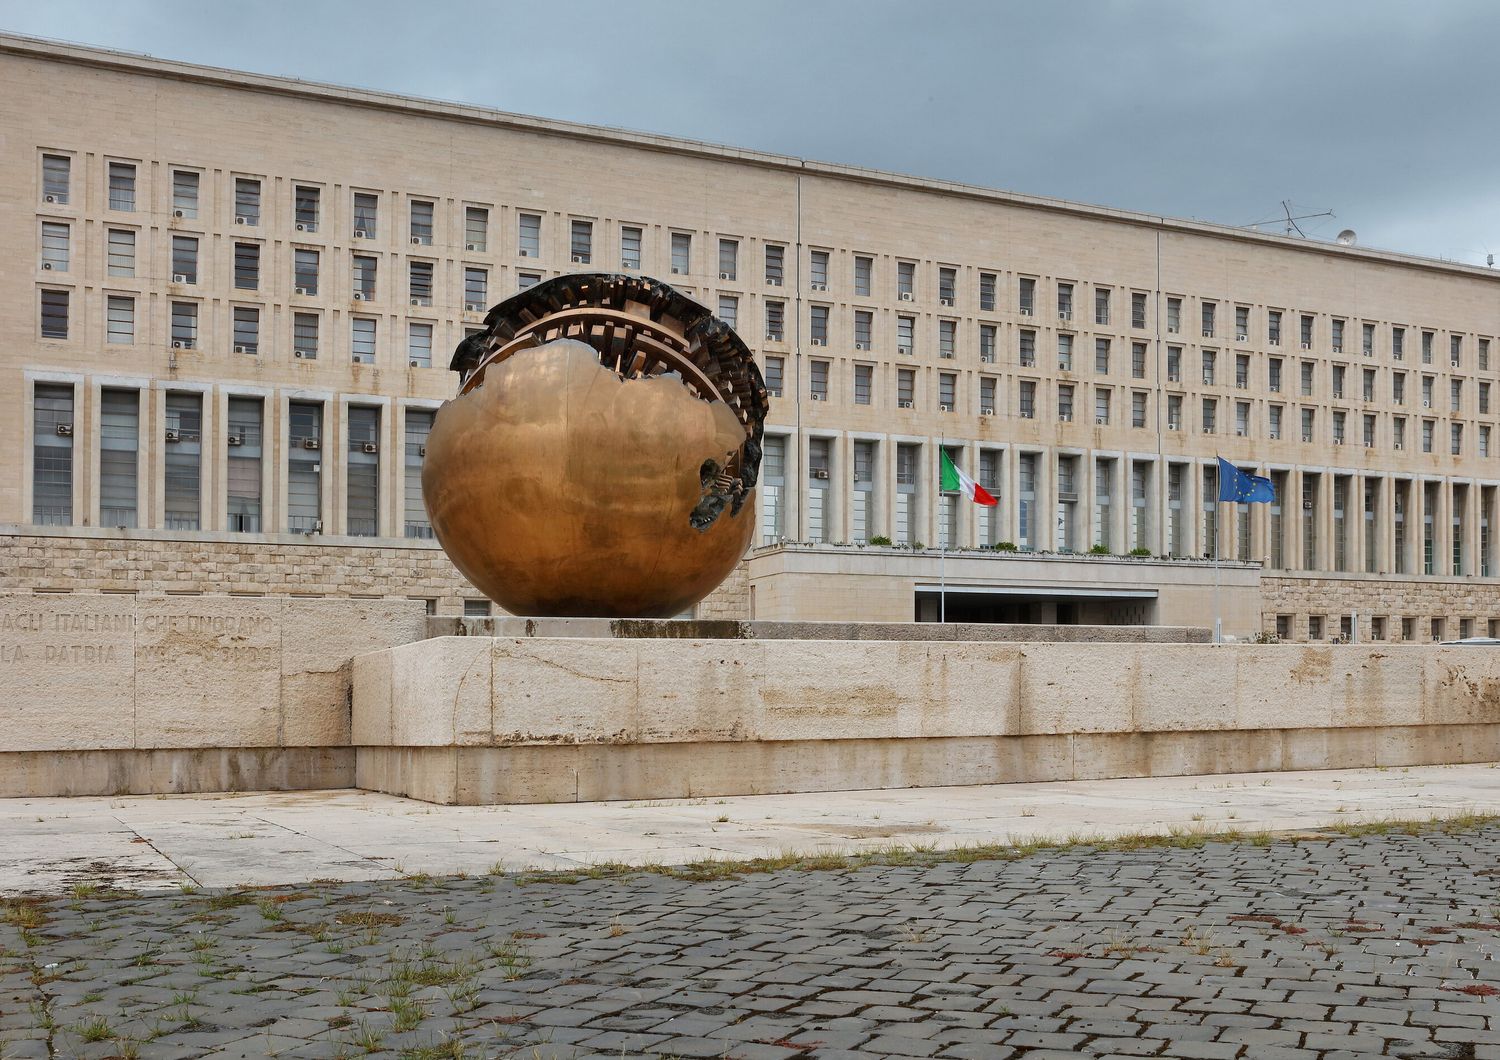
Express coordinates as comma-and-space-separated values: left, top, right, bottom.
939, 436, 946, 625
1213, 458, 1222, 645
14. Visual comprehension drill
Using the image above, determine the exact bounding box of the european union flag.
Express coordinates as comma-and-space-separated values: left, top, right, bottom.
1216, 456, 1275, 503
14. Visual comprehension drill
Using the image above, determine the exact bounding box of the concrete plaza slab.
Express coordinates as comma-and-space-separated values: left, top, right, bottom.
3, 763, 1498, 894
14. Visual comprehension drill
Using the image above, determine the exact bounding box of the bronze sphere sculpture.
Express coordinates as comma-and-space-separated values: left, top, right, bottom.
423, 274, 768, 618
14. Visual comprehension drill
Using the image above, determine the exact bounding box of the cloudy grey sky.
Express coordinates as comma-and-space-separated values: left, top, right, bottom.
4, 0, 1497, 264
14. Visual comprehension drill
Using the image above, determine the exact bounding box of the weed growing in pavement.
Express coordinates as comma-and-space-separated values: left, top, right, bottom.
75, 1015, 113, 1042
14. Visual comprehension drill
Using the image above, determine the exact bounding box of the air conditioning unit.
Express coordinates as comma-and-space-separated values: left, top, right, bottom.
1020, 409, 1034, 419
621, 260, 636, 270
1303, 501, 1314, 510
235, 216, 248, 225
295, 286, 312, 296
1237, 333, 1248, 342
173, 274, 188, 284
1020, 306, 1033, 316
898, 399, 915, 409
411, 298, 423, 306
981, 406, 994, 415
165, 428, 180, 443
899, 291, 914, 302
1269, 431, 1281, 440
1394, 442, 1403, 450
1236, 381, 1248, 389
55, 423, 72, 437
811, 282, 828, 292
1423, 400, 1432, 408
519, 249, 532, 257
466, 243, 478, 252
1333, 438, 1344, 445
1059, 311, 1072, 321
941, 403, 954, 412
1203, 425, 1215, 433
355, 230, 370, 239
171, 340, 186, 349
353, 292, 367, 301
812, 468, 830, 480
898, 346, 913, 356
44, 194, 57, 204
1167, 423, 1179, 431
1203, 331, 1214, 339
811, 338, 826, 347
361, 442, 378, 454
294, 349, 306, 358
940, 297, 954, 307
1452, 360, 1461, 368
233, 345, 249, 354
1302, 342, 1312, 350
572, 255, 586, 264
1236, 428, 1246, 437
670, 265, 682, 274
302, 437, 320, 450
1203, 374, 1214, 385
765, 332, 783, 342
1060, 412, 1073, 422
1167, 326, 1179, 334
41, 262, 52, 270
719, 272, 733, 280
295, 222, 308, 232
810, 393, 826, 401
173, 209, 185, 219
1365, 440, 1374, 448
410, 360, 422, 368
1095, 416, 1106, 425
767, 277, 782, 287
227, 434, 244, 447
854, 342, 869, 351
1270, 384, 1281, 392
418, 446, 427, 457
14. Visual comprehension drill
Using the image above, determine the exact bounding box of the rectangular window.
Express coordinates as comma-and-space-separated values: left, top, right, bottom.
287, 401, 322, 532
293, 248, 319, 295
1392, 326, 1405, 360
1020, 329, 1036, 367
1363, 368, 1376, 401
40, 288, 69, 339
980, 377, 997, 415
897, 316, 914, 355
465, 268, 488, 311
170, 301, 197, 348
764, 356, 784, 396
1132, 390, 1147, 428
352, 254, 377, 300
106, 295, 134, 345
897, 261, 915, 298
108, 161, 136, 211
853, 255, 871, 296
809, 359, 829, 401
1331, 318, 1345, 353
232, 305, 259, 353
1451, 334, 1463, 366
1019, 277, 1036, 315
1202, 397, 1217, 433
406, 321, 434, 368
171, 235, 198, 284
42, 153, 70, 204
1058, 384, 1074, 421
1422, 331, 1434, 364
234, 178, 260, 225
519, 212, 542, 257
234, 242, 260, 290
854, 363, 873, 405
765, 244, 785, 286
1094, 287, 1110, 326
1201, 301, 1216, 338
164, 392, 203, 530
717, 295, 738, 330
294, 184, 320, 231
107, 229, 136, 276
293, 312, 319, 358
40, 221, 70, 271
1482, 338, 1492, 371
1268, 310, 1282, 345
810, 304, 829, 345
409, 199, 434, 245
32, 384, 73, 525
940, 320, 956, 359
810, 250, 829, 288
1132, 292, 1147, 330
405, 408, 435, 538
1132, 342, 1146, 379
172, 170, 200, 218
465, 205, 491, 249
1020, 380, 1036, 418
1235, 305, 1249, 341
1095, 338, 1110, 375
670, 231, 690, 274
1167, 346, 1181, 381
409, 260, 433, 306
1167, 297, 1181, 332
898, 368, 916, 408
1269, 404, 1283, 438
1362, 322, 1375, 356
347, 406, 380, 536
352, 317, 377, 364
854, 310, 873, 349
1095, 387, 1110, 424
1057, 282, 1074, 320
621, 225, 643, 269
227, 398, 263, 532
570, 219, 593, 263
939, 267, 957, 304
980, 324, 996, 363
99, 389, 139, 529
979, 272, 997, 312
765, 301, 785, 342
1058, 333, 1073, 371
353, 193, 378, 238
939, 373, 956, 411
718, 238, 738, 280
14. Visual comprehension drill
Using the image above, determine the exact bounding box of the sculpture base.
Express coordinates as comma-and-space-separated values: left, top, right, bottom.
351, 635, 1500, 805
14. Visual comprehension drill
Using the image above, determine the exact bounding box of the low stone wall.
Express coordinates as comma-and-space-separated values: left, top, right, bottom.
431, 617, 1210, 642
353, 637, 1500, 804
1263, 572, 1500, 641
0, 593, 427, 796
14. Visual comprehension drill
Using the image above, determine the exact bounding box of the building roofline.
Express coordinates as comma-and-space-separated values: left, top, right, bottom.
5, 30, 1495, 284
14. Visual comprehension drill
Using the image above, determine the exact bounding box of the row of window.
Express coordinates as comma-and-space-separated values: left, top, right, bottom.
38, 152, 1495, 356
33, 384, 435, 537
1274, 614, 1500, 643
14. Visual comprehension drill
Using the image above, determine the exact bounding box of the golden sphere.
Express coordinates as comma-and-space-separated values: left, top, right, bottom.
424, 335, 759, 618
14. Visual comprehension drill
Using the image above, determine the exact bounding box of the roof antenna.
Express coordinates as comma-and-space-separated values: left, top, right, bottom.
1239, 200, 1336, 238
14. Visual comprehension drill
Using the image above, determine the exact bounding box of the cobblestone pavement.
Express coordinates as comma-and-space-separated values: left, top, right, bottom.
4, 826, 1500, 1059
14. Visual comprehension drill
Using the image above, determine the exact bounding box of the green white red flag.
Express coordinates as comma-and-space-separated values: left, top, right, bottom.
939, 450, 997, 506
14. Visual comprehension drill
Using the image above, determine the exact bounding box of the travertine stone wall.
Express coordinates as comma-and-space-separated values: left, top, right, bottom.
1263, 572, 1500, 641
354, 636, 1500, 803
0, 592, 426, 755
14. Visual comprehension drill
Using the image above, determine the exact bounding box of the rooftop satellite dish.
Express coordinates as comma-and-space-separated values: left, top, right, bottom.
1336, 229, 1358, 246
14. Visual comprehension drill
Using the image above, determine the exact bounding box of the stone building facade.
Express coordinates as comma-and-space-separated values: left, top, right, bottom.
5, 33, 1500, 638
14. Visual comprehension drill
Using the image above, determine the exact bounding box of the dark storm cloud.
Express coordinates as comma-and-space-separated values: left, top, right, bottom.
5, 0, 1499, 262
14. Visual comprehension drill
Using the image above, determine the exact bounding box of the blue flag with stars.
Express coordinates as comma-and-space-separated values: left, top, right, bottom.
1216, 456, 1275, 503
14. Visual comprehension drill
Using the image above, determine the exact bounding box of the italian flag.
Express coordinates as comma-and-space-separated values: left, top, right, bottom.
940, 450, 997, 506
